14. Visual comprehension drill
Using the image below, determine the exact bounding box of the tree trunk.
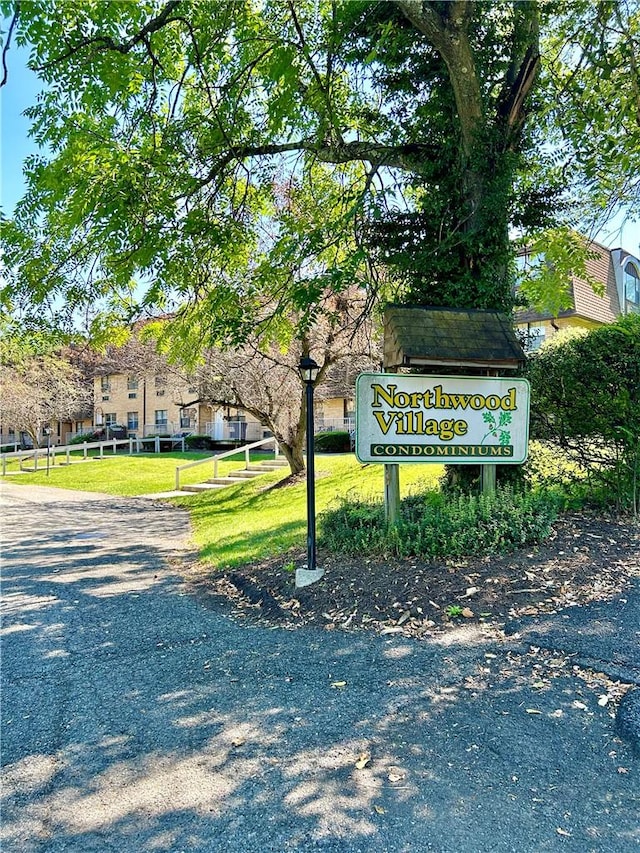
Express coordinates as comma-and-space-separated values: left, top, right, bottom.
279, 440, 305, 475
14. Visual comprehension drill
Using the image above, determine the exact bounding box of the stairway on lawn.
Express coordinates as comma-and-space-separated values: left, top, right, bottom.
179, 457, 289, 493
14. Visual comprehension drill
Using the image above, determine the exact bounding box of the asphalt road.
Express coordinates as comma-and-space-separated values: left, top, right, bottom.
1, 481, 638, 853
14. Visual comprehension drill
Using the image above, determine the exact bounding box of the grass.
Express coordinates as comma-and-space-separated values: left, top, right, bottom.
1, 450, 277, 497
178, 455, 442, 566
2, 450, 443, 565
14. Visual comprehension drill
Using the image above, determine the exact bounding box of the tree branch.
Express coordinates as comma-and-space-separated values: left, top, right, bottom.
496, 4, 540, 144
190, 138, 441, 194
394, 0, 483, 157
1, 4, 20, 88
38, 0, 182, 69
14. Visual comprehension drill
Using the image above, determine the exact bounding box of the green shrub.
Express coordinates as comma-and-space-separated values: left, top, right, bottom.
528, 315, 640, 515
440, 462, 526, 494
69, 432, 101, 444
185, 434, 215, 450
314, 430, 352, 453
319, 486, 559, 559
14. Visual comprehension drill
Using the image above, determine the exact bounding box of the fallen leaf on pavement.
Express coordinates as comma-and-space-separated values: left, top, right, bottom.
355, 752, 371, 770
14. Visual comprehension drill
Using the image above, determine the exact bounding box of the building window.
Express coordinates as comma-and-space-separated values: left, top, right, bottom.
101, 376, 111, 392
127, 412, 139, 430
127, 376, 138, 391
624, 262, 640, 312
155, 410, 168, 428
128, 392, 137, 399
180, 408, 195, 429
105, 413, 117, 426
514, 250, 540, 289
156, 389, 165, 397
518, 324, 546, 352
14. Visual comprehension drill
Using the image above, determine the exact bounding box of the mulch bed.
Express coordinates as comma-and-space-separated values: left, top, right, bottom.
188, 511, 640, 639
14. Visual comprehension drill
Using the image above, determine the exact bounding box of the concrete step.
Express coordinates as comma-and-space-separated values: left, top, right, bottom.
180, 482, 229, 492
223, 470, 265, 479
246, 463, 287, 472
205, 477, 255, 486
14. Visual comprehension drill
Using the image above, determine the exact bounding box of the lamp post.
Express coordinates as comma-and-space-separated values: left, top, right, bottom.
296, 356, 325, 589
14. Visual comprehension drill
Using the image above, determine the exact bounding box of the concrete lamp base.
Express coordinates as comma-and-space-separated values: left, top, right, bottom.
295, 567, 325, 588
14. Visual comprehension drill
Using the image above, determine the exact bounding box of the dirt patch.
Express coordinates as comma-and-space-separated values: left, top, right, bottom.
188, 511, 640, 639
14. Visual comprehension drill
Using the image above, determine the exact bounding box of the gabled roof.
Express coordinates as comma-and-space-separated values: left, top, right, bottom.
384, 306, 526, 371
516, 240, 621, 325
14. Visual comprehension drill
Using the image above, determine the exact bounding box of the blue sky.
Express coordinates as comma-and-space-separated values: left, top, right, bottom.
1, 42, 42, 217
2, 39, 639, 254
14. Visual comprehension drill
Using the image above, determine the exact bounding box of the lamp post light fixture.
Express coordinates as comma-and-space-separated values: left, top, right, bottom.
296, 355, 325, 589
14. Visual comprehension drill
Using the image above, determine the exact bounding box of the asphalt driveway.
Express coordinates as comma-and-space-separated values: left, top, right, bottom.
1, 481, 638, 852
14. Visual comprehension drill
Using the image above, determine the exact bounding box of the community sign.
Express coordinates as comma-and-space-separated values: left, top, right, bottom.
355, 373, 530, 464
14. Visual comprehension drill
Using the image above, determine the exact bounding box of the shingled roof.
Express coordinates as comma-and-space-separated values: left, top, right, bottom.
384, 306, 526, 372
515, 240, 621, 326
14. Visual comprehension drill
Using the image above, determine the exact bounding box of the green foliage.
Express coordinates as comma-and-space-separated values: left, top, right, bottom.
539, 0, 640, 225
445, 605, 464, 618
314, 430, 352, 453
0, 318, 72, 366
440, 462, 526, 495
68, 431, 101, 445
528, 315, 640, 514
319, 487, 559, 560
1, 1, 635, 342
515, 228, 603, 315
185, 434, 215, 451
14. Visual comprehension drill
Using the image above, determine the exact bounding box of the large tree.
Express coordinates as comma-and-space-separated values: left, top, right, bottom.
0, 1, 636, 334
190, 318, 376, 474
0, 327, 93, 446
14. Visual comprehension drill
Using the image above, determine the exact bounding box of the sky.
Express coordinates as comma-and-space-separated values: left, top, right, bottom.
2, 39, 639, 255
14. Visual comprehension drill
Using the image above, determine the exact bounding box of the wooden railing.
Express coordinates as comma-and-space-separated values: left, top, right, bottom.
1, 438, 134, 476
0, 434, 188, 476
175, 436, 280, 491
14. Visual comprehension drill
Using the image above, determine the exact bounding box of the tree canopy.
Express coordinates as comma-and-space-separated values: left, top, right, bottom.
1, 1, 637, 345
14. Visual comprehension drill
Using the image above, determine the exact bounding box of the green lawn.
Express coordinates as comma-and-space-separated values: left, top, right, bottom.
1, 450, 276, 496
179, 454, 443, 566
2, 451, 443, 565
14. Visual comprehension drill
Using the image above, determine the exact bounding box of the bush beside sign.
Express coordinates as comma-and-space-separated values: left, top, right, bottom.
355, 373, 530, 464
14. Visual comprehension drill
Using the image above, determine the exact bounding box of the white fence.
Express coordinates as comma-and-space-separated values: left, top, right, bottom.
0, 434, 188, 476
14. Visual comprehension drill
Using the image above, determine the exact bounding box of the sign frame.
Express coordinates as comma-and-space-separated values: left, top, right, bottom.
355, 373, 530, 465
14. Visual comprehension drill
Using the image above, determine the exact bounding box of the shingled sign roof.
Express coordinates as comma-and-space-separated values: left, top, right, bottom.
384, 306, 526, 372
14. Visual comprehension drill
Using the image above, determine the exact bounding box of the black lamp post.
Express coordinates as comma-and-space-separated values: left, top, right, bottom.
296, 356, 324, 588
